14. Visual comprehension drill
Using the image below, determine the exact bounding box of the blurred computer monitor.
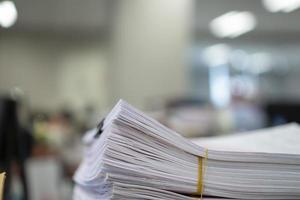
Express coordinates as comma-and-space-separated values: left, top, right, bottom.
265, 103, 300, 126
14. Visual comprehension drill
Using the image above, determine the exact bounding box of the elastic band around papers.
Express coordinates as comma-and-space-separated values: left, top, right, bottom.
195, 149, 208, 199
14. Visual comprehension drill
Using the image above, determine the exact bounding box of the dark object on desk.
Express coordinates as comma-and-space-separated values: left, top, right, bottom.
95, 118, 105, 138
0, 97, 32, 200
265, 103, 300, 126
166, 98, 206, 109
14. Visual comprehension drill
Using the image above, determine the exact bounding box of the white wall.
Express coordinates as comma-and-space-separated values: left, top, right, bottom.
0, 35, 61, 110
0, 0, 194, 111
0, 34, 108, 112
57, 44, 109, 112
109, 0, 192, 108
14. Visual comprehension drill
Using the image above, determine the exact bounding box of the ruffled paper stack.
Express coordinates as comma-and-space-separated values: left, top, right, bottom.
73, 100, 300, 200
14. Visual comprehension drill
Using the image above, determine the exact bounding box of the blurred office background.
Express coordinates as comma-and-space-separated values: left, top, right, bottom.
0, 0, 300, 199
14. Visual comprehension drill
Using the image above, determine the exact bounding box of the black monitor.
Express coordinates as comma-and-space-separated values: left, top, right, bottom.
265, 103, 300, 126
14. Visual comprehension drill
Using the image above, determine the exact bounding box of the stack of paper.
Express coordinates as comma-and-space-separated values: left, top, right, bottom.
73, 100, 300, 199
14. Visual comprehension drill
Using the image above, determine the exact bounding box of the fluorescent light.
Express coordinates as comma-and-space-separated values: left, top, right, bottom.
249, 52, 272, 74
230, 49, 249, 71
202, 44, 231, 66
209, 65, 231, 108
210, 11, 256, 38
0, 1, 17, 28
203, 44, 231, 108
263, 0, 300, 12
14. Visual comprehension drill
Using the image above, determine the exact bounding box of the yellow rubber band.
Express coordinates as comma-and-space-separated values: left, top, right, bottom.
195, 149, 208, 200
196, 156, 203, 194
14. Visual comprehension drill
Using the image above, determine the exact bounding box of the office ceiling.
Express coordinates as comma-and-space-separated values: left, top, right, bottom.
194, 0, 300, 35
10, 0, 111, 34
5, 0, 300, 36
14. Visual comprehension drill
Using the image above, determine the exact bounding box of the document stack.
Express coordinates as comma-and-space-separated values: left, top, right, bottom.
73, 100, 300, 200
